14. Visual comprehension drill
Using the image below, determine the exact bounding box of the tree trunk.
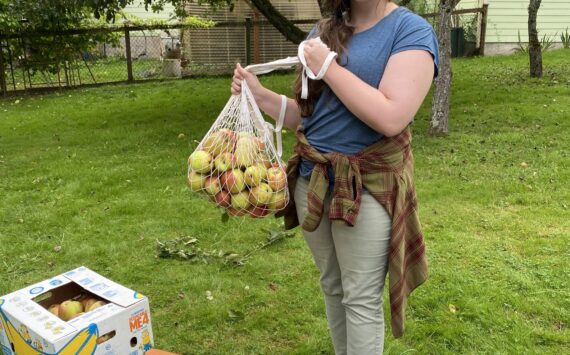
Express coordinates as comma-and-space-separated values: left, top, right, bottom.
528, 0, 542, 78
317, 0, 329, 17
248, 0, 307, 44
429, 0, 460, 136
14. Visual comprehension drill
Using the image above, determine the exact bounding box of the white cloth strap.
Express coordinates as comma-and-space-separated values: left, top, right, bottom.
245, 36, 337, 99
241, 37, 335, 158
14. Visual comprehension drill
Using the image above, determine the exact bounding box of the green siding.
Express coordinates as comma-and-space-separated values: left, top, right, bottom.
487, 0, 570, 42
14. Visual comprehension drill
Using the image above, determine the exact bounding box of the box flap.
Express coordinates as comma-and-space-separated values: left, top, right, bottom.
20, 276, 72, 300
63, 267, 145, 308
0, 291, 76, 342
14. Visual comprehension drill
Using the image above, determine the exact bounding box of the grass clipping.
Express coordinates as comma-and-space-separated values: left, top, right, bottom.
156, 227, 295, 267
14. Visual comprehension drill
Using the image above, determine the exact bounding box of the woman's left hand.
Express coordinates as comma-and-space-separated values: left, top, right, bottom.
303, 38, 333, 75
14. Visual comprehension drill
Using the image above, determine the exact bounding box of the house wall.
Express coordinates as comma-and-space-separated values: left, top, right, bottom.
183, 0, 320, 71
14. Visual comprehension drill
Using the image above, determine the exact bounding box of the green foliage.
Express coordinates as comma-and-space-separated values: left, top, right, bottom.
561, 27, 570, 49
85, 0, 235, 21
515, 30, 557, 54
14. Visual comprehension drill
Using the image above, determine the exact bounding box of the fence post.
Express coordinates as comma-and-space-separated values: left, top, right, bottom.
245, 18, 252, 66
479, 3, 489, 56
125, 26, 134, 82
0, 38, 7, 96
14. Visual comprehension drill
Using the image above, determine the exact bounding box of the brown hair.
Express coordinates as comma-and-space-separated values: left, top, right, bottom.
294, 0, 354, 117
294, 0, 391, 117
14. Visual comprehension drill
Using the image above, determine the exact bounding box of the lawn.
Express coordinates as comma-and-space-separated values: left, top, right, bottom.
1, 49, 569, 354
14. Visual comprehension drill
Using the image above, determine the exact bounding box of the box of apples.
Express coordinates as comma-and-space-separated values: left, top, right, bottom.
187, 128, 289, 218
0, 266, 154, 354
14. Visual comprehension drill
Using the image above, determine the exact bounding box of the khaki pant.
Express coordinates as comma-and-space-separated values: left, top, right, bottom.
295, 177, 392, 355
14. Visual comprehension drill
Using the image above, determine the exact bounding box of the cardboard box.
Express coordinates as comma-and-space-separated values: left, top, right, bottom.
0, 266, 154, 354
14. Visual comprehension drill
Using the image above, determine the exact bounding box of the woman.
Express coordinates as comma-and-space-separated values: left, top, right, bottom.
232, 0, 439, 353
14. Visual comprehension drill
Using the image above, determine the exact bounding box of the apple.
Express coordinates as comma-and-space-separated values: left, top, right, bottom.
48, 304, 60, 317
231, 191, 251, 210
253, 137, 266, 151
244, 165, 263, 187
204, 176, 222, 195
81, 297, 99, 311
220, 169, 245, 194
213, 152, 235, 172
261, 155, 273, 169
268, 191, 288, 211
202, 129, 236, 156
86, 300, 106, 312
227, 207, 246, 217
248, 182, 273, 206
248, 205, 269, 218
213, 190, 231, 208
187, 171, 207, 192
234, 137, 259, 167
59, 300, 84, 321
267, 166, 287, 192
188, 150, 212, 173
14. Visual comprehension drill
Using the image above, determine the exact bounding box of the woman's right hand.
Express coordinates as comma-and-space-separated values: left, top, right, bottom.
231, 63, 264, 99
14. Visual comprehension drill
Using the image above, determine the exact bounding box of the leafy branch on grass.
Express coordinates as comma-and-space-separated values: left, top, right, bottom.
156, 227, 295, 267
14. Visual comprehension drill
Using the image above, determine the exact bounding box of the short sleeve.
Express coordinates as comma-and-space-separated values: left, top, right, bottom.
391, 14, 440, 78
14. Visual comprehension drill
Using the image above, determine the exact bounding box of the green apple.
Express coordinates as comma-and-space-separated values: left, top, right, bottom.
59, 300, 84, 321
221, 169, 245, 194
248, 182, 273, 206
202, 129, 236, 156
214, 152, 235, 172
268, 191, 288, 211
81, 297, 98, 311
188, 150, 213, 173
204, 176, 222, 195
86, 300, 106, 312
231, 191, 251, 210
234, 137, 259, 167
187, 171, 207, 192
244, 165, 262, 187
267, 166, 287, 192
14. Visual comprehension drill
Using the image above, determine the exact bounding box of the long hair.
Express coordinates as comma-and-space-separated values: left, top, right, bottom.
294, 0, 354, 117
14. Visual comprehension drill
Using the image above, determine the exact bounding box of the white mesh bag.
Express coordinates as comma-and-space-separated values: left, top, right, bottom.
187, 76, 289, 218
187, 38, 336, 218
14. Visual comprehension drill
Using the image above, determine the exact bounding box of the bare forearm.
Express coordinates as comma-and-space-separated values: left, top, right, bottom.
323, 62, 409, 136
254, 88, 302, 130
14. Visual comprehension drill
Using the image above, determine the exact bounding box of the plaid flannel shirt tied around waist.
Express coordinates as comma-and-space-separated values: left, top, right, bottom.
277, 126, 428, 338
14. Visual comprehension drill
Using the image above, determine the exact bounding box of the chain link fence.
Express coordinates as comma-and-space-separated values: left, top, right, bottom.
0, 6, 487, 96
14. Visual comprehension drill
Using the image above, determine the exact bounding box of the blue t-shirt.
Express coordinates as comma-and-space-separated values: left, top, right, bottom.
299, 7, 440, 178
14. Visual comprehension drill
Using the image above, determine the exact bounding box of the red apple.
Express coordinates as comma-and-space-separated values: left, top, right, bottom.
213, 190, 231, 208
248, 205, 269, 218
267, 166, 287, 192
81, 297, 99, 311
220, 169, 245, 194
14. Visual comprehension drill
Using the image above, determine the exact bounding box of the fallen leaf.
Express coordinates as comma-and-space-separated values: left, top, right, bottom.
178, 133, 185, 139
268, 283, 278, 292
520, 162, 528, 168
205, 290, 213, 301
53, 246, 62, 253
448, 303, 458, 314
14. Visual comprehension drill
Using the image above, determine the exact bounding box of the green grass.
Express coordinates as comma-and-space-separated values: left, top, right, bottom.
1, 49, 569, 354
